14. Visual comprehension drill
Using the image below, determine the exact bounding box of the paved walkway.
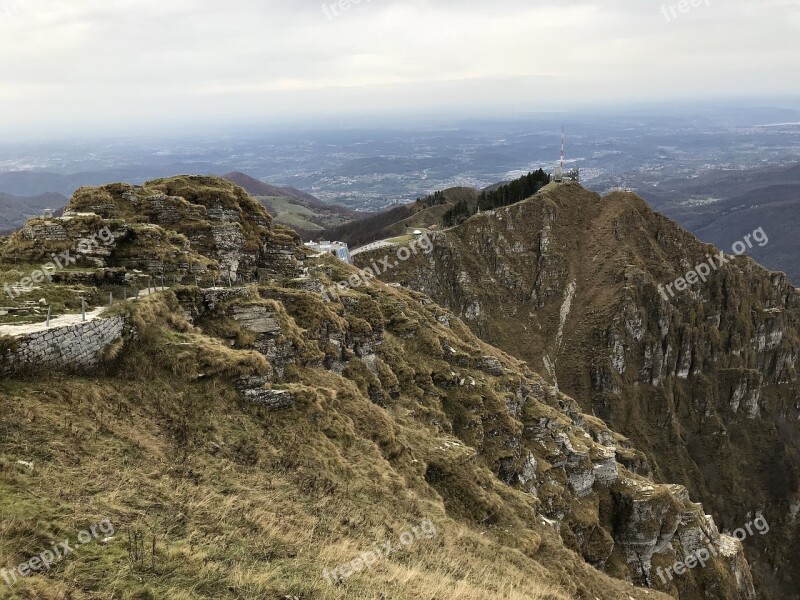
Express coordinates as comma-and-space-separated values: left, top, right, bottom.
350, 240, 398, 257
0, 308, 107, 337
0, 287, 167, 338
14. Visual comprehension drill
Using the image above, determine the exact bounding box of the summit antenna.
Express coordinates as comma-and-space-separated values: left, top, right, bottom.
554, 126, 565, 182
554, 126, 580, 184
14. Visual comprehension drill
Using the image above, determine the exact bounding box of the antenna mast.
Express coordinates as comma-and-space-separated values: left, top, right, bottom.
561, 126, 565, 170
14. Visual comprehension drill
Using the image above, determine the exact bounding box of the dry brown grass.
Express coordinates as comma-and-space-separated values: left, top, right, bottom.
0, 370, 574, 600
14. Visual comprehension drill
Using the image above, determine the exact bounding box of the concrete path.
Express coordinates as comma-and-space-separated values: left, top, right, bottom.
0, 308, 106, 337
350, 240, 397, 257
0, 287, 167, 338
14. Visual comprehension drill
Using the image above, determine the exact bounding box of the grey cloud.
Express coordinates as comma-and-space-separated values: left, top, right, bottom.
0, 0, 797, 135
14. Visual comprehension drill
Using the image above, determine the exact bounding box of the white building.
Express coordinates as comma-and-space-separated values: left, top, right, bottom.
553, 167, 581, 183
304, 240, 352, 264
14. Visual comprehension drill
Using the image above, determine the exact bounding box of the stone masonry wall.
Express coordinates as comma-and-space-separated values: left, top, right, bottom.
1, 316, 126, 375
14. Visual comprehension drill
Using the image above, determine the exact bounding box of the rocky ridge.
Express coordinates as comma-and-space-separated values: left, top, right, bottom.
355, 182, 800, 598
0, 177, 764, 599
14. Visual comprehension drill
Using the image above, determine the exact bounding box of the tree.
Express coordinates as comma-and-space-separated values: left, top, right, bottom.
478, 169, 550, 212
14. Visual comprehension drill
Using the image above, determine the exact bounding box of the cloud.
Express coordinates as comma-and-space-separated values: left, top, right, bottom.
0, 0, 798, 135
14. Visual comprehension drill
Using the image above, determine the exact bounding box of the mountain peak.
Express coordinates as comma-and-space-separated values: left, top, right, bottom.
0, 174, 787, 599
353, 182, 800, 594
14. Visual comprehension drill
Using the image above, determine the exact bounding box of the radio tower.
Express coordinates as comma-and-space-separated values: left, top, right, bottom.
554, 126, 565, 182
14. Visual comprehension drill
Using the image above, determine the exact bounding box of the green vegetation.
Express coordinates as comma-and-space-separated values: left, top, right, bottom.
442, 199, 473, 227
443, 170, 551, 227
256, 195, 326, 232
477, 169, 551, 211
414, 190, 447, 210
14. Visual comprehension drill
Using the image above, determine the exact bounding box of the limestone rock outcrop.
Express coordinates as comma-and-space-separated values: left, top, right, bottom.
356, 184, 798, 597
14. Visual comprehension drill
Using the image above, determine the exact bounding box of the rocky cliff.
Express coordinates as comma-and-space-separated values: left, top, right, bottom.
0, 177, 764, 599
355, 183, 800, 598
1, 176, 303, 281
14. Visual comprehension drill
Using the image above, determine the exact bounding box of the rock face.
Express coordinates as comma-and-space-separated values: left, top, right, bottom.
235, 376, 295, 409
356, 184, 800, 598
0, 177, 766, 599
22, 221, 68, 241
1, 176, 305, 281
166, 269, 756, 599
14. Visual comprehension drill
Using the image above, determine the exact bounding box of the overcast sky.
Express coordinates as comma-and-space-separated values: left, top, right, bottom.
0, 0, 798, 136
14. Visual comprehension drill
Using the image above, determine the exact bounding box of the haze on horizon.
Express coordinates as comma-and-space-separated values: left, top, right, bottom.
1, 0, 799, 138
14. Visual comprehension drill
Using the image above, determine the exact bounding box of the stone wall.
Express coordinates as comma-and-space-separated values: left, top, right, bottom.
22, 222, 68, 241
0, 316, 126, 375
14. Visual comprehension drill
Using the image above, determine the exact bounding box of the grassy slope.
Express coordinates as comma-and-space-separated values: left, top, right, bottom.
0, 375, 568, 600
257, 195, 326, 231
222, 172, 359, 237
0, 280, 671, 600
254, 195, 355, 234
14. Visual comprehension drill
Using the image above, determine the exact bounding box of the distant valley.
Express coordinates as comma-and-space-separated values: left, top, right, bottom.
637, 163, 800, 283
0, 113, 798, 280
0, 191, 67, 233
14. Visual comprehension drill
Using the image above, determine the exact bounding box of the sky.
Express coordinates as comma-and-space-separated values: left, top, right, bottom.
0, 0, 799, 136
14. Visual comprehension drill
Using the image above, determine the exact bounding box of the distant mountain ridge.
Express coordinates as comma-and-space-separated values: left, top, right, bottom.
222, 171, 364, 237
637, 162, 800, 283
0, 191, 68, 233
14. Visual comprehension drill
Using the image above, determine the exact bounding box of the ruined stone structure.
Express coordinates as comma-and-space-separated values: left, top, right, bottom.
1, 316, 125, 375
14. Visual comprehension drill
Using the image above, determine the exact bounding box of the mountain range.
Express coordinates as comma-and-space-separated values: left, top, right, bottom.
1, 175, 797, 597
0, 191, 67, 234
